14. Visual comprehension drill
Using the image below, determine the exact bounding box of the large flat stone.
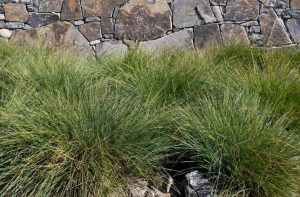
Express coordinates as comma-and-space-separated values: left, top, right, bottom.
291, 0, 300, 9
139, 29, 194, 54
172, 0, 202, 28
95, 40, 128, 58
79, 22, 101, 42
28, 13, 60, 28
61, 0, 83, 21
221, 24, 250, 45
260, 9, 292, 46
81, 0, 127, 17
224, 0, 259, 21
286, 18, 300, 43
4, 3, 28, 22
39, 0, 64, 12
115, 0, 172, 41
10, 21, 94, 57
194, 24, 222, 48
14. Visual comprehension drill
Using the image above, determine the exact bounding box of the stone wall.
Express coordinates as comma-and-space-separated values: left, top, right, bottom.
0, 0, 299, 58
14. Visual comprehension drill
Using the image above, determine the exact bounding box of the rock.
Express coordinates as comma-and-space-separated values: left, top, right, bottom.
286, 18, 300, 43
286, 10, 300, 18
61, 0, 83, 21
85, 17, 101, 22
95, 40, 127, 59
139, 29, 194, 54
115, 0, 172, 41
249, 33, 263, 46
101, 18, 115, 34
221, 24, 250, 45
210, 0, 227, 6
291, 0, 300, 9
10, 21, 94, 58
184, 171, 212, 197
73, 20, 85, 26
0, 29, 12, 38
194, 24, 222, 48
224, 0, 259, 21
196, 0, 216, 23
39, 0, 64, 12
260, 9, 292, 46
28, 13, 60, 28
211, 6, 223, 22
79, 22, 101, 42
0, 14, 4, 20
261, 0, 290, 8
4, 22, 25, 29
4, 3, 28, 22
173, 0, 202, 28
241, 21, 259, 26
0, 6, 4, 14
81, 0, 127, 17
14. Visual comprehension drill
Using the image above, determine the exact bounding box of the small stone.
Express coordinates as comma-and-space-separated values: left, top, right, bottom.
260, 9, 292, 46
210, 0, 227, 5
241, 21, 259, 26
61, 0, 83, 21
39, 0, 64, 12
102, 34, 114, 39
24, 24, 32, 29
85, 17, 101, 22
211, 6, 223, 22
139, 29, 194, 54
184, 171, 212, 197
291, 0, 300, 9
81, 0, 127, 18
250, 26, 261, 33
194, 24, 222, 48
172, 0, 202, 28
0, 6, 4, 14
286, 18, 300, 43
79, 22, 101, 42
286, 10, 300, 18
261, 0, 290, 7
4, 3, 28, 22
115, 0, 172, 41
5, 22, 24, 29
197, 0, 217, 23
101, 18, 114, 34
90, 40, 101, 45
0, 14, 4, 20
28, 13, 60, 28
113, 5, 120, 19
0, 29, 12, 38
0, 21, 4, 28
221, 24, 250, 45
95, 40, 128, 59
73, 20, 85, 26
224, 0, 259, 21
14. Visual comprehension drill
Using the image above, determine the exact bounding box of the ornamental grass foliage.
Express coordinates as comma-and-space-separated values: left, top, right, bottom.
0, 42, 299, 196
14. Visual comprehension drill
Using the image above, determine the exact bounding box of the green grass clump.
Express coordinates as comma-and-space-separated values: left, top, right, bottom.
0, 42, 299, 196
176, 94, 299, 196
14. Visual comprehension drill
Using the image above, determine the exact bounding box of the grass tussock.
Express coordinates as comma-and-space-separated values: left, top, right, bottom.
0, 42, 299, 196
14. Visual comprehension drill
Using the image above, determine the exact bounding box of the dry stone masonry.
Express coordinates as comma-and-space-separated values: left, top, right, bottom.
0, 0, 300, 58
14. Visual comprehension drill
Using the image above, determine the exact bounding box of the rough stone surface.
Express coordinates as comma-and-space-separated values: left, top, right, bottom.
224, 0, 259, 21
81, 0, 127, 17
0, 14, 5, 20
221, 24, 250, 45
4, 3, 28, 22
39, 0, 64, 12
28, 13, 60, 28
4, 22, 24, 29
184, 171, 212, 197
172, 0, 202, 28
260, 9, 292, 46
286, 18, 300, 43
79, 22, 101, 42
291, 0, 300, 9
0, 28, 12, 38
61, 0, 82, 21
101, 18, 115, 34
197, 0, 217, 23
194, 24, 222, 48
115, 0, 172, 41
10, 21, 93, 57
211, 6, 223, 22
139, 29, 194, 54
95, 40, 127, 58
